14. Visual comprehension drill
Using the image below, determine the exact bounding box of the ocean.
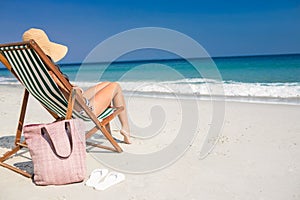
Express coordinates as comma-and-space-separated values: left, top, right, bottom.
1, 54, 300, 104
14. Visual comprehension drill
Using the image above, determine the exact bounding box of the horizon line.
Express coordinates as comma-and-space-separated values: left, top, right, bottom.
59, 52, 300, 66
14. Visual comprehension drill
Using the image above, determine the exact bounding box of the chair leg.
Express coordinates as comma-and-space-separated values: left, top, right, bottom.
0, 90, 32, 178
65, 88, 76, 120
105, 123, 111, 134
86, 141, 118, 152
0, 142, 31, 178
98, 124, 122, 153
85, 126, 99, 139
15, 90, 29, 145
85, 121, 112, 139
85, 124, 122, 153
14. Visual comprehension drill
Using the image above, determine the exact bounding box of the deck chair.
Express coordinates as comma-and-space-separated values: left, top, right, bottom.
0, 40, 124, 178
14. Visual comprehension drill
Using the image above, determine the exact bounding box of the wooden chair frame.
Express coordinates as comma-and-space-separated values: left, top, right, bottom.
0, 40, 123, 178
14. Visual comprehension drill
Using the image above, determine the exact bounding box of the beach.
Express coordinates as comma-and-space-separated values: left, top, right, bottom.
0, 84, 299, 200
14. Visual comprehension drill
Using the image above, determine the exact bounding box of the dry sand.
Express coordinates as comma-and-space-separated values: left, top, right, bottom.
0, 85, 299, 200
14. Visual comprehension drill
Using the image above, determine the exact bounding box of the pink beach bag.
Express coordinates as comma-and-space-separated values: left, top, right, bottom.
24, 119, 86, 185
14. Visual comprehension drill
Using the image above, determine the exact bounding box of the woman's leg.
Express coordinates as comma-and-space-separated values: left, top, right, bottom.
83, 81, 111, 100
83, 82, 131, 143
75, 82, 111, 115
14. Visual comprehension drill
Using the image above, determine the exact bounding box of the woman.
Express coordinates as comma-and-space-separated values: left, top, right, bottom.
23, 28, 131, 144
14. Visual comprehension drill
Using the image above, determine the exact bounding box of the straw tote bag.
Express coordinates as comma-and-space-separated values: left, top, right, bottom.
24, 119, 86, 185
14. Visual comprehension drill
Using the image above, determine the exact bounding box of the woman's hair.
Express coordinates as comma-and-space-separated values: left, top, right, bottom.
47, 55, 69, 81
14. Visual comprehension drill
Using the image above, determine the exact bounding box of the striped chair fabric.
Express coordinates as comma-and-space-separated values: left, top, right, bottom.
0, 44, 114, 121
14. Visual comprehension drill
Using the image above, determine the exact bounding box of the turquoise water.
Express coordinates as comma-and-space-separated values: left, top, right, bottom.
214, 54, 300, 83
1, 54, 300, 103
54, 54, 300, 83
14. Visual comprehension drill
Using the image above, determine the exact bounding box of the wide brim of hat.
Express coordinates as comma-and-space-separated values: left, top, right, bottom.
46, 41, 68, 62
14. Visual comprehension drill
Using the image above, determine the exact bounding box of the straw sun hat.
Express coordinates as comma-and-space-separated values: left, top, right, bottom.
22, 28, 68, 62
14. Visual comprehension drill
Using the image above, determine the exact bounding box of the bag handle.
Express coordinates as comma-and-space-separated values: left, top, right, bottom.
41, 121, 73, 159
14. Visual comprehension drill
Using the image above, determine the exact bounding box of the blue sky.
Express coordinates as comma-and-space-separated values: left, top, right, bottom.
1, 0, 300, 63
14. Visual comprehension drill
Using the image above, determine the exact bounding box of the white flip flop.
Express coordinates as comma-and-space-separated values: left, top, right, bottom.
85, 169, 108, 187
94, 171, 125, 190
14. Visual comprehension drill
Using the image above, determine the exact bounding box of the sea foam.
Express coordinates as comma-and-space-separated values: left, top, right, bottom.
1, 77, 299, 104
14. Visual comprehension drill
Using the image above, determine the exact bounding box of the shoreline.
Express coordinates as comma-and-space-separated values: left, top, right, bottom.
0, 83, 299, 106
123, 91, 300, 106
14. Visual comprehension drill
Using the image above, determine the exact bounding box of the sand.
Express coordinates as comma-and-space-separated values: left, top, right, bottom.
0, 84, 299, 200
